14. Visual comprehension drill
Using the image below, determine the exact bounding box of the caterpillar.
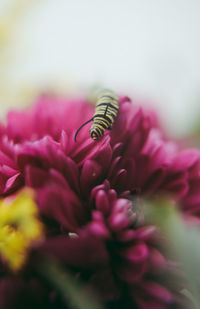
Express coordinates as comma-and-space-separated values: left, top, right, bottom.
74, 89, 119, 142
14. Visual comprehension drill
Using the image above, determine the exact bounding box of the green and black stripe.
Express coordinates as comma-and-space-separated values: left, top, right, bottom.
74, 89, 119, 142
89, 90, 119, 140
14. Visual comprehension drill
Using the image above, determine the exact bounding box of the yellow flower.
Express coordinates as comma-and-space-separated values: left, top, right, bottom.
0, 190, 43, 271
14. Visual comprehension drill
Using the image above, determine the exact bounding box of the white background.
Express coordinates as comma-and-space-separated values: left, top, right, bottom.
0, 0, 200, 136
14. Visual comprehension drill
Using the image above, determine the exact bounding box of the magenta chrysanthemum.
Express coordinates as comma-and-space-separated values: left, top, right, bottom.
0, 93, 199, 308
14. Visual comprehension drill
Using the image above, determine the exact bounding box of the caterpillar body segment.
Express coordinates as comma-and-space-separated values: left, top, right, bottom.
75, 89, 119, 142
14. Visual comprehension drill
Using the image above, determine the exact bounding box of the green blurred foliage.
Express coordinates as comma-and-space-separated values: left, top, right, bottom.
41, 258, 103, 309
147, 198, 200, 309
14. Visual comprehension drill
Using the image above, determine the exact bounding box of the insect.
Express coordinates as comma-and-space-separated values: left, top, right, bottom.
74, 89, 119, 142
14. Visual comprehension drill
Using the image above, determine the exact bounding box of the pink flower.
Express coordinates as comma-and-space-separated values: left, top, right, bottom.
0, 93, 199, 308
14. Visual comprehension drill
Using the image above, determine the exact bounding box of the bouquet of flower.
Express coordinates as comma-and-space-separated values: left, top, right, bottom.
0, 90, 200, 309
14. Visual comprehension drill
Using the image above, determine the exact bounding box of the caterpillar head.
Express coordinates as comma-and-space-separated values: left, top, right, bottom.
90, 126, 102, 140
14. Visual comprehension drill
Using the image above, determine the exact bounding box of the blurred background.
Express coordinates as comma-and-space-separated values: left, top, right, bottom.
0, 0, 200, 137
